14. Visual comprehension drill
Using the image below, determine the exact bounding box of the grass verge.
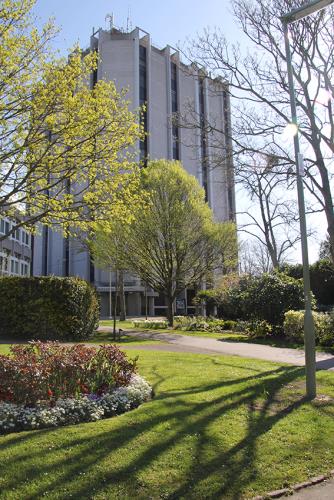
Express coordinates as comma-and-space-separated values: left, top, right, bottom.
0, 350, 333, 499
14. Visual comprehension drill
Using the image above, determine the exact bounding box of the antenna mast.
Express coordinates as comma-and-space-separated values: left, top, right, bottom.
105, 13, 114, 32
126, 6, 132, 31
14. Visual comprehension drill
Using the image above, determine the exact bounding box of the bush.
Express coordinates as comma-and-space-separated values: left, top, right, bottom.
174, 316, 226, 333
0, 276, 99, 340
222, 320, 237, 331
244, 320, 272, 338
284, 310, 334, 347
132, 319, 168, 329
282, 260, 334, 308
0, 342, 137, 406
211, 273, 305, 330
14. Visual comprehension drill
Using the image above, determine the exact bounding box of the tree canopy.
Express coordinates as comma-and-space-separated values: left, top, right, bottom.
0, 0, 142, 240
92, 160, 237, 325
184, 0, 334, 260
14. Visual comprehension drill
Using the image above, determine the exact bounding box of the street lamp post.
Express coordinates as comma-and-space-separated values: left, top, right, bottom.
280, 0, 334, 399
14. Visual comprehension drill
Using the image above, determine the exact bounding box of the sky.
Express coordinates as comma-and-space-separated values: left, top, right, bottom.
32, 0, 325, 264
33, 0, 240, 53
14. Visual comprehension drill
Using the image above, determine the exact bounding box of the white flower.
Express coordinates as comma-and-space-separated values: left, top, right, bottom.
0, 375, 152, 434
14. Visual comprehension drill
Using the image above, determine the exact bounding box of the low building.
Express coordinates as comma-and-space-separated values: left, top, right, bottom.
0, 215, 32, 277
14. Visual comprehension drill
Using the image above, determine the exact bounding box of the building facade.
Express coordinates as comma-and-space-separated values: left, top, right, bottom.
0, 216, 32, 277
33, 25, 236, 317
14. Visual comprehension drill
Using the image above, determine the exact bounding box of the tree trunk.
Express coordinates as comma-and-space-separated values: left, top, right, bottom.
166, 294, 174, 327
119, 270, 126, 321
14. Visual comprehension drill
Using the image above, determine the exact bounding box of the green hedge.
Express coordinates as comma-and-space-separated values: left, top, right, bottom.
0, 276, 100, 340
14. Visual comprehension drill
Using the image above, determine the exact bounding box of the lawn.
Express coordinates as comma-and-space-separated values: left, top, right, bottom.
0, 349, 334, 499
88, 328, 163, 346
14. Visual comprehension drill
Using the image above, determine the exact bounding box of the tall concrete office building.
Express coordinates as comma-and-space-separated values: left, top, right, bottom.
33, 25, 235, 317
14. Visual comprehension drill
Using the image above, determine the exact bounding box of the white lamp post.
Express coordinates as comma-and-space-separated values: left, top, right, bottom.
280, 0, 334, 399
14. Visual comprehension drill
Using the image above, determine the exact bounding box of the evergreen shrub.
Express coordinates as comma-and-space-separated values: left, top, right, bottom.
284, 310, 333, 347
0, 276, 99, 340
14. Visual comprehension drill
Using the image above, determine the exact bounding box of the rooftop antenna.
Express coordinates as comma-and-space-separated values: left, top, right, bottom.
126, 6, 132, 32
105, 13, 114, 32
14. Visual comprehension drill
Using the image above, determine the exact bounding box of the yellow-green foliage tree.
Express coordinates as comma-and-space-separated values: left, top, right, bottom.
92, 160, 237, 326
0, 0, 142, 240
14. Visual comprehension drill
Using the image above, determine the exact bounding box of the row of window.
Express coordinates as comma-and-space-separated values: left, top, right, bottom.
138, 47, 181, 163
139, 45, 148, 164
0, 218, 30, 246
198, 78, 209, 201
171, 62, 180, 161
0, 253, 30, 276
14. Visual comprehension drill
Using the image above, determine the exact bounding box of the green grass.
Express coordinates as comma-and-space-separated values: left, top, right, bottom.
88, 329, 162, 346
99, 320, 134, 330
0, 350, 334, 499
0, 344, 12, 355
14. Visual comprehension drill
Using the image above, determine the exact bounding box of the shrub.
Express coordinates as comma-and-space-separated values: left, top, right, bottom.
132, 319, 168, 329
222, 320, 237, 331
0, 342, 137, 406
0, 276, 99, 340
282, 260, 334, 308
244, 320, 272, 338
0, 374, 152, 434
284, 310, 333, 347
208, 273, 305, 329
174, 316, 226, 333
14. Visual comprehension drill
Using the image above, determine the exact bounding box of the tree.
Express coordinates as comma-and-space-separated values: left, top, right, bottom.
94, 160, 237, 326
238, 154, 303, 268
239, 239, 273, 275
184, 0, 334, 259
90, 220, 130, 325
0, 0, 142, 240
319, 236, 332, 261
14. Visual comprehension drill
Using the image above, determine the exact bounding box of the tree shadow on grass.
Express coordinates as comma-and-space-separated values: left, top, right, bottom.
0, 363, 324, 499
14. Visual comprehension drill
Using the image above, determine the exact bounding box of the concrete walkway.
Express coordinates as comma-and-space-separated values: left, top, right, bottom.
101, 328, 334, 371
288, 477, 334, 499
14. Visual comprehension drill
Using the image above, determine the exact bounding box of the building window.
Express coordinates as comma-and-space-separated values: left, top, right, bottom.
42, 225, 48, 275
21, 261, 29, 276
228, 186, 234, 220
0, 252, 9, 275
0, 219, 10, 236
22, 230, 30, 246
171, 62, 179, 160
9, 223, 21, 241
198, 77, 208, 201
63, 236, 70, 277
92, 49, 98, 88
223, 90, 230, 140
139, 45, 148, 165
10, 258, 19, 275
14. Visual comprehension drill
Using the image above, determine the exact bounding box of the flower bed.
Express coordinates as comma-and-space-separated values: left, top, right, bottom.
0, 342, 152, 434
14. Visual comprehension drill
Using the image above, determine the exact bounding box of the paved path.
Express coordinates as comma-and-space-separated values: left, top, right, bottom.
288, 477, 334, 499
101, 328, 334, 371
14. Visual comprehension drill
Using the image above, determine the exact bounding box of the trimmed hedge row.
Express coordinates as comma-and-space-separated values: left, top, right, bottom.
0, 276, 99, 340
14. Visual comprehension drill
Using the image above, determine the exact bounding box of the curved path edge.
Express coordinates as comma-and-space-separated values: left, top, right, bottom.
99, 327, 334, 371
